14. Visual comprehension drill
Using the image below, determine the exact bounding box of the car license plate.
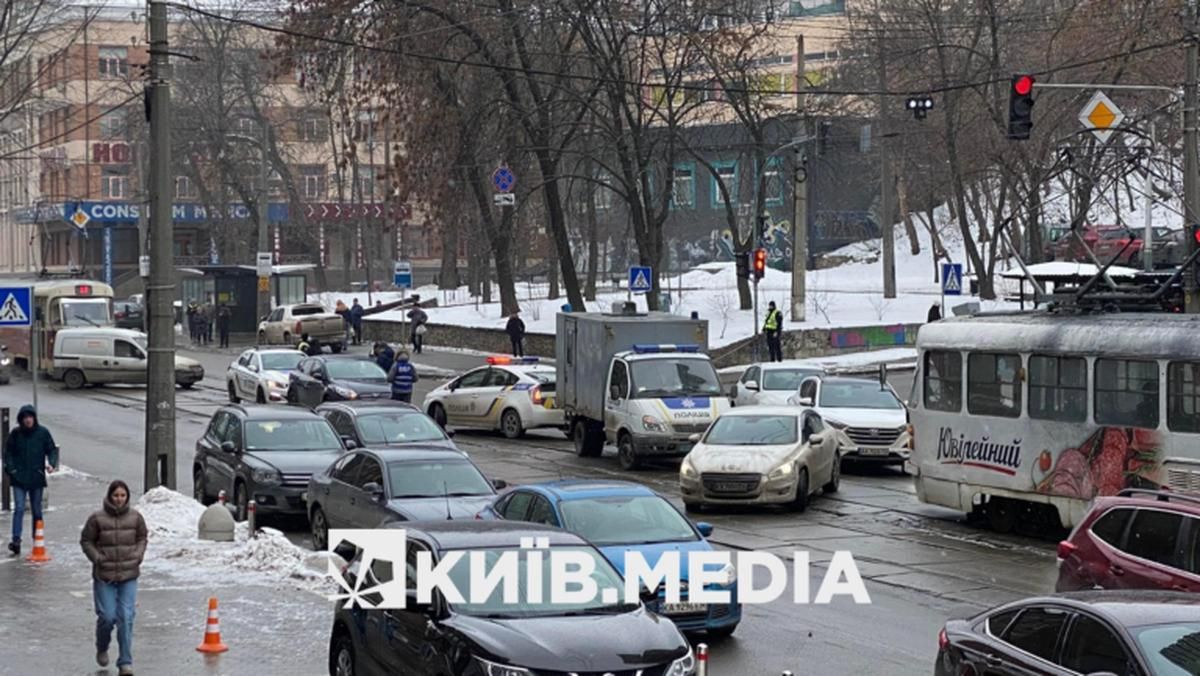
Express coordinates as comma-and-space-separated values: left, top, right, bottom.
857, 447, 889, 457
660, 602, 706, 615
714, 482, 752, 492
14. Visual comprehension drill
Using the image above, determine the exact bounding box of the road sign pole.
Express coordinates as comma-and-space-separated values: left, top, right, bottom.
30, 317, 37, 412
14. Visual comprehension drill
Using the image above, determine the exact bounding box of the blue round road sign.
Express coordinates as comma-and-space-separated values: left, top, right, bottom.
492, 166, 516, 193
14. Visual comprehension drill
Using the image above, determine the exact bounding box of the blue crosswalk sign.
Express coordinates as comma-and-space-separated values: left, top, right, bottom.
629, 266, 652, 294
0, 287, 32, 326
941, 263, 963, 296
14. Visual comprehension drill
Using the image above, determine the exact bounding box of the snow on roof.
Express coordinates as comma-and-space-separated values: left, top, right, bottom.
999, 262, 1139, 280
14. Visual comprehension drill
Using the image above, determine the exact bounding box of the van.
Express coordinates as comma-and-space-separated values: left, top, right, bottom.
52, 327, 204, 389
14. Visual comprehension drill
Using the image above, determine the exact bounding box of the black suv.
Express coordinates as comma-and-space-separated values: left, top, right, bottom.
194, 404, 348, 520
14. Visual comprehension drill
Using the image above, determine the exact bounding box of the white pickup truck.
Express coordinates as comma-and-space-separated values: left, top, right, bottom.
257, 303, 346, 352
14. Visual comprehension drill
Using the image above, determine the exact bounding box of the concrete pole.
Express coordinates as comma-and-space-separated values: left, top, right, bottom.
144, 0, 176, 492
790, 34, 807, 322
1143, 120, 1155, 272
878, 53, 896, 299
257, 120, 270, 320
1185, 0, 1200, 311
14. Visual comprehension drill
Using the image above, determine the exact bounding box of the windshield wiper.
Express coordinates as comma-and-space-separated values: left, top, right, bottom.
73, 314, 99, 327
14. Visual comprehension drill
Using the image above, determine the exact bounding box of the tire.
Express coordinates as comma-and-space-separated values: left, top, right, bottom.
311, 506, 329, 551
63, 368, 86, 390
330, 343, 343, 354
708, 623, 738, 641
228, 382, 241, 404
500, 409, 524, 439
790, 467, 810, 513
330, 631, 355, 676
193, 466, 211, 505
256, 388, 267, 404
429, 403, 447, 428
617, 433, 642, 471
573, 419, 603, 457
287, 387, 299, 406
234, 482, 249, 521
257, 331, 266, 346
823, 453, 841, 494
684, 502, 703, 514
986, 497, 1017, 534
178, 381, 195, 390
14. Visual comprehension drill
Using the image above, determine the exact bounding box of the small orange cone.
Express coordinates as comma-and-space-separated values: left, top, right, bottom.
26, 520, 50, 563
196, 597, 229, 654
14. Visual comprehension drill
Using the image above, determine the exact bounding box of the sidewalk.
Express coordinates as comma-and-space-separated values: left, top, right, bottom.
0, 472, 329, 676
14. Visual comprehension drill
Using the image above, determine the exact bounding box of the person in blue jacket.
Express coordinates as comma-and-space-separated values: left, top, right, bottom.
387, 349, 419, 403
374, 341, 395, 373
3, 404, 59, 556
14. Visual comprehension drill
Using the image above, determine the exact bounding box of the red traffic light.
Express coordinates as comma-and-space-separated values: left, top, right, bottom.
1192, 225, 1200, 245
753, 248, 767, 279
1013, 75, 1034, 96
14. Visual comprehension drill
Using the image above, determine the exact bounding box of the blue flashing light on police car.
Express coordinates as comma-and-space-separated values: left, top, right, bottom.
631, 344, 700, 354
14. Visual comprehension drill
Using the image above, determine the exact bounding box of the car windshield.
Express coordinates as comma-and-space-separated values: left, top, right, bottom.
244, 419, 341, 451
443, 546, 632, 618
559, 495, 697, 546
358, 412, 447, 445
60, 298, 111, 327
819, 381, 903, 409
326, 360, 388, 380
261, 353, 303, 371
704, 415, 798, 445
762, 368, 821, 391
1153, 227, 1175, 241
292, 305, 326, 316
1134, 622, 1200, 675
387, 460, 493, 498
630, 358, 722, 398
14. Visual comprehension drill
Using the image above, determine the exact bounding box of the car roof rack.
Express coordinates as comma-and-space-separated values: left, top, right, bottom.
1116, 488, 1200, 507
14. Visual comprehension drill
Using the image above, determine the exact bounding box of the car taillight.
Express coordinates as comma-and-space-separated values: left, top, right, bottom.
294, 320, 303, 334
1057, 540, 1077, 560
938, 627, 949, 651
115, 311, 125, 319
530, 385, 543, 405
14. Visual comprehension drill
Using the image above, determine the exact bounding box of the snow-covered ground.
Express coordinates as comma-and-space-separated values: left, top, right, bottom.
716, 347, 918, 376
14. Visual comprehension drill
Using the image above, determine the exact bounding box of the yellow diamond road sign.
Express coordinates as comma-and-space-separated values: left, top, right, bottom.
69, 206, 89, 230
1079, 91, 1124, 143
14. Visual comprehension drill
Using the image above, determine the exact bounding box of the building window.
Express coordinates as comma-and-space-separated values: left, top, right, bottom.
1029, 355, 1087, 422
233, 116, 257, 135
175, 175, 197, 199
356, 166, 379, 199
353, 113, 375, 143
1095, 358, 1159, 429
670, 164, 694, 209
1168, 361, 1200, 433
98, 47, 128, 79
710, 161, 737, 208
101, 168, 129, 199
99, 110, 126, 140
967, 352, 1022, 418
299, 117, 326, 142
923, 350, 961, 412
763, 157, 784, 206
300, 165, 325, 200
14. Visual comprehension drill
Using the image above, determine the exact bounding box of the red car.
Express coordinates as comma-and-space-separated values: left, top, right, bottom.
1049, 225, 1117, 262
1093, 227, 1180, 267
1056, 488, 1200, 593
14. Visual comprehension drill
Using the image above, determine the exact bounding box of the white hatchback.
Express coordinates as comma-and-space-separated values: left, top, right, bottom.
787, 375, 910, 466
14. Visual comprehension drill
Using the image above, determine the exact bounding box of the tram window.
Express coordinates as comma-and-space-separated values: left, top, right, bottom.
1167, 362, 1200, 433
923, 350, 961, 412
1095, 359, 1159, 429
1028, 355, 1087, 422
967, 353, 1022, 418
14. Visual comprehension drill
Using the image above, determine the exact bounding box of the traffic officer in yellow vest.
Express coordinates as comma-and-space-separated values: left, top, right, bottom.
763, 301, 783, 362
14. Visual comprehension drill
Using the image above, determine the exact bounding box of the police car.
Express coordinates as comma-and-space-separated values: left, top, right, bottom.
226, 347, 305, 403
422, 356, 565, 438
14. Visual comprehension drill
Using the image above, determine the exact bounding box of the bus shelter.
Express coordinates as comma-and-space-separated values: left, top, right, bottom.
179, 264, 313, 335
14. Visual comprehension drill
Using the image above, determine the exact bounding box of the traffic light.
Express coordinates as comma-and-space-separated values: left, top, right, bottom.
753, 248, 767, 281
735, 251, 750, 280
1191, 224, 1200, 247
906, 96, 934, 120
1007, 75, 1035, 140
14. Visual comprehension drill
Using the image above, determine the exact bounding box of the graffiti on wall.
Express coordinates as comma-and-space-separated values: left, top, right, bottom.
829, 324, 918, 349
711, 219, 794, 269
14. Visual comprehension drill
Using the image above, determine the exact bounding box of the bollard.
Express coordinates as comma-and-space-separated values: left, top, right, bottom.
696, 643, 708, 676
247, 500, 257, 538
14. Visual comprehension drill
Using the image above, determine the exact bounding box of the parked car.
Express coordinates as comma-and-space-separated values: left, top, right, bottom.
1049, 224, 1119, 263
680, 406, 837, 513
422, 356, 564, 438
329, 520, 695, 676
226, 347, 305, 404
193, 404, 348, 520
307, 447, 501, 550
287, 355, 392, 408
1041, 225, 1071, 261
729, 361, 824, 406
258, 303, 345, 351
52, 327, 204, 389
1056, 488, 1200, 593
1092, 227, 1180, 267
315, 400, 458, 452
935, 590, 1200, 676
113, 298, 144, 330
479, 479, 741, 639
787, 375, 910, 467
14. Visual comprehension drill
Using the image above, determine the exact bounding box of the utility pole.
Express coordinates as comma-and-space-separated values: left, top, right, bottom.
878, 53, 896, 299
1143, 120, 1156, 272
256, 120, 270, 322
790, 34, 807, 322
1186, 0, 1200, 312
144, 0, 176, 492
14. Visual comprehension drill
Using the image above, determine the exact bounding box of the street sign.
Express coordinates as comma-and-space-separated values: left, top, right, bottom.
941, 263, 963, 296
139, 254, 150, 278
257, 277, 270, 292
393, 260, 413, 289
69, 203, 89, 230
493, 193, 515, 207
256, 251, 272, 278
492, 165, 516, 193
0, 287, 32, 326
1079, 91, 1124, 143
628, 266, 652, 294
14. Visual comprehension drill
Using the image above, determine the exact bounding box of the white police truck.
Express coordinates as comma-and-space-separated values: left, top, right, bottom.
556, 307, 730, 470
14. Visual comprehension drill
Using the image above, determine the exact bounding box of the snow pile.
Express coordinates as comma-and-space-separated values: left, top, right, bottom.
137, 488, 336, 593
47, 464, 94, 481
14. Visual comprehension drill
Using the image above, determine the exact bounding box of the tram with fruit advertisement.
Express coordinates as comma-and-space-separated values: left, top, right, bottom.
909, 311, 1200, 530
0, 278, 113, 371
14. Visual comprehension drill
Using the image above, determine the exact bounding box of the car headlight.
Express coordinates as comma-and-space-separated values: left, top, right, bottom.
666, 647, 695, 676
251, 467, 281, 485
0, 357, 9, 365
474, 657, 533, 676
642, 415, 668, 433
824, 418, 848, 430
267, 380, 287, 390
716, 561, 737, 586
680, 456, 698, 479
332, 385, 358, 399
767, 460, 794, 480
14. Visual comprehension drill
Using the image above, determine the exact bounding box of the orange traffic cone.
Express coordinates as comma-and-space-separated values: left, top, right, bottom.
196, 597, 229, 654
26, 520, 50, 563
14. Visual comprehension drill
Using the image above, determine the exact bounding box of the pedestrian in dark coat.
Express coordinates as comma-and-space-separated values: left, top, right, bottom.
505, 312, 526, 357
80, 480, 147, 675
4, 404, 58, 556
216, 304, 232, 348
406, 307, 428, 354
374, 342, 395, 373
927, 303, 942, 322
186, 301, 198, 342
350, 299, 365, 345
203, 298, 215, 344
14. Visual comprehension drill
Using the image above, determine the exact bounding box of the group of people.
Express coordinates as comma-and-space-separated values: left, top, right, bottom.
370, 341, 419, 403
4, 406, 145, 675
185, 298, 232, 348
334, 298, 366, 346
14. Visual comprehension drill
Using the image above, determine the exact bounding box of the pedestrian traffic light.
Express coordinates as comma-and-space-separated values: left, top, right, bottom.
753, 248, 767, 281
735, 251, 750, 280
1007, 75, 1035, 140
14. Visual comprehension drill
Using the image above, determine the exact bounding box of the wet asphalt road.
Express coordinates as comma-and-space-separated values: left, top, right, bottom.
0, 341, 1055, 675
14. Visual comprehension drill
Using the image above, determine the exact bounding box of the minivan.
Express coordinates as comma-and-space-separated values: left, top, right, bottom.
52, 327, 205, 389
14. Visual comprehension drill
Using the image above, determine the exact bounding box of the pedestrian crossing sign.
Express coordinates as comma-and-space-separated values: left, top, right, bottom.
629, 266, 652, 294
941, 263, 963, 296
0, 287, 32, 326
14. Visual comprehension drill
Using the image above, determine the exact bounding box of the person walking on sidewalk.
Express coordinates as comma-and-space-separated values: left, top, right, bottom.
505, 312, 526, 357
763, 301, 783, 363
406, 306, 428, 354
388, 349, 418, 403
335, 299, 352, 347
350, 299, 365, 345
80, 479, 147, 676
216, 303, 232, 348
4, 404, 58, 556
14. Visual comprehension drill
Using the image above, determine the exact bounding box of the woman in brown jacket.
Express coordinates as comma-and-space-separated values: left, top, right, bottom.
80, 480, 147, 676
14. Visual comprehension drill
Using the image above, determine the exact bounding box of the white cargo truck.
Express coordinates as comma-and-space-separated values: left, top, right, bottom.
556, 307, 730, 470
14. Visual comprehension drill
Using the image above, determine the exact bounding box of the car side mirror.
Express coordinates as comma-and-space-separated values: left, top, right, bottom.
809, 432, 825, 446
250, 364, 259, 373
798, 397, 813, 407
341, 436, 358, 450
743, 380, 759, 392
220, 440, 237, 454
363, 482, 385, 502
695, 522, 714, 537
688, 433, 701, 443
492, 478, 508, 490
610, 385, 621, 400
405, 589, 433, 615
